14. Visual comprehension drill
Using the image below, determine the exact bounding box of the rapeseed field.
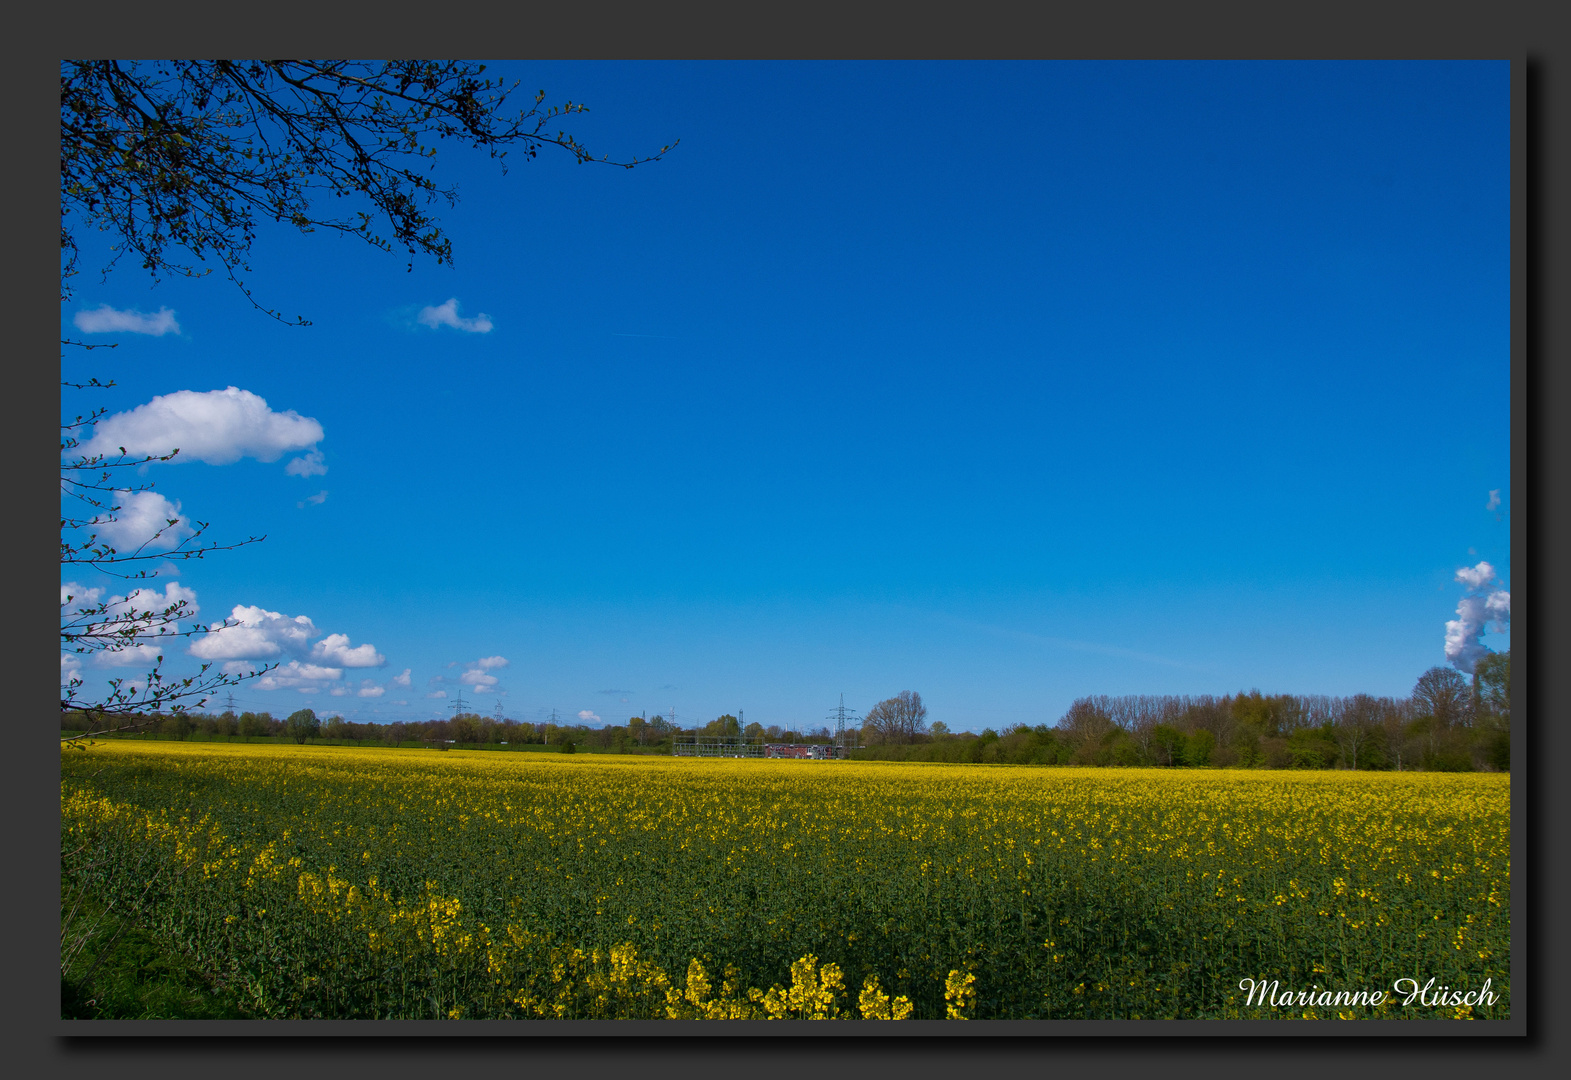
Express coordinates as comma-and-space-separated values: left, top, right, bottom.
59, 742, 1509, 1020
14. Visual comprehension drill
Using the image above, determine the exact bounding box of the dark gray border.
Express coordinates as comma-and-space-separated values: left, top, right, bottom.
24, 0, 1565, 1076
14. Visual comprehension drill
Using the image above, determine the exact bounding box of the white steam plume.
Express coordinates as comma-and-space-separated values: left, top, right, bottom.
1444, 560, 1510, 673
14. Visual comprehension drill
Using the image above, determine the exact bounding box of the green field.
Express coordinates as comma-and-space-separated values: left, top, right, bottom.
61, 741, 1510, 1020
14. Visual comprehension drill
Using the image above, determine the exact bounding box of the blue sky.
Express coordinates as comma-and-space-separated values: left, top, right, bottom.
60, 60, 1510, 733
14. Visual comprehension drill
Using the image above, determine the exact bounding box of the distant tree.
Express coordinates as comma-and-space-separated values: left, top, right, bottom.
928, 720, 950, 739
1180, 728, 1216, 767
704, 714, 740, 738
1412, 666, 1472, 728
159, 712, 193, 739
450, 713, 481, 744
237, 711, 269, 739
1334, 695, 1383, 770
1056, 698, 1114, 748
285, 708, 319, 744
1149, 723, 1186, 766
863, 692, 927, 744
1474, 651, 1510, 725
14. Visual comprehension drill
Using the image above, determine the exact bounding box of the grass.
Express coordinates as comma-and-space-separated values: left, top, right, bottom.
60, 888, 253, 1019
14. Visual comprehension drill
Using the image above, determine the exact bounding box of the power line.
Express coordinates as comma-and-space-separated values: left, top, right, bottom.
828, 693, 861, 749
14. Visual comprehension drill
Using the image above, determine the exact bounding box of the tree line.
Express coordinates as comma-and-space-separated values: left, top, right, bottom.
60, 654, 1508, 771
852, 656, 1510, 772
58, 708, 823, 755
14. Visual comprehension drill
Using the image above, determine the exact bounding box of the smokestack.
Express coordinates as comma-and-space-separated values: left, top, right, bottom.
1444, 561, 1510, 673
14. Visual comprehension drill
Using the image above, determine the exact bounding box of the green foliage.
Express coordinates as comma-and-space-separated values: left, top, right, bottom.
285, 708, 319, 745
61, 892, 253, 1019
237, 712, 271, 738
1181, 729, 1216, 767
1286, 728, 1336, 769
61, 746, 1511, 1019
1475, 651, 1510, 726
1485, 728, 1510, 772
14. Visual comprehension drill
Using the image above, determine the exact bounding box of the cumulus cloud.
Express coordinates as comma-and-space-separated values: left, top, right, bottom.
358, 680, 385, 698
253, 660, 343, 691
297, 490, 329, 509
329, 685, 352, 697
1485, 489, 1501, 512
426, 690, 449, 699
417, 297, 493, 334
577, 710, 601, 723
61, 653, 82, 686
77, 582, 201, 668
311, 632, 386, 668
391, 669, 412, 688
61, 582, 104, 610
191, 605, 317, 661
90, 490, 193, 553
73, 304, 180, 336
77, 387, 323, 466
1444, 560, 1511, 673
286, 449, 328, 478
188, 604, 385, 693
457, 655, 508, 689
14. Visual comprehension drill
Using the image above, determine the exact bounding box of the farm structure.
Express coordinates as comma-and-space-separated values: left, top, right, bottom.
670, 700, 863, 758
764, 743, 848, 759
670, 736, 854, 759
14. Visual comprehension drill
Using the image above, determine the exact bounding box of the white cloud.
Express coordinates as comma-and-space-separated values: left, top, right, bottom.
73, 304, 180, 336
417, 297, 493, 334
61, 582, 104, 609
426, 690, 449, 699
187, 604, 386, 693
78, 387, 323, 466
1454, 561, 1497, 590
578, 710, 601, 723
297, 490, 329, 509
90, 490, 193, 553
254, 660, 343, 691
61, 653, 82, 686
391, 669, 412, 688
329, 685, 352, 697
1485, 489, 1501, 512
358, 680, 385, 698
79, 582, 201, 668
92, 642, 165, 668
286, 449, 328, 478
311, 632, 386, 669
1445, 561, 1511, 673
191, 605, 317, 661
456, 654, 508, 689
